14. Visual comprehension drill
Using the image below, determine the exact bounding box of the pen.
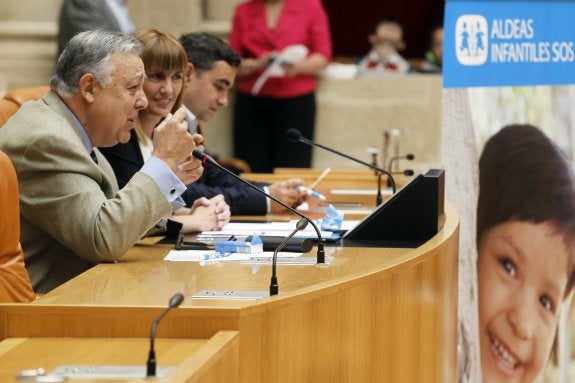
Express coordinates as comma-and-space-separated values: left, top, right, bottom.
297, 185, 327, 200
308, 167, 331, 189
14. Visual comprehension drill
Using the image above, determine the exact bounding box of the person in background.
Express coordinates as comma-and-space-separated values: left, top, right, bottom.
358, 16, 411, 75
178, 32, 307, 215
0, 30, 202, 293
57, 0, 136, 56
229, 0, 332, 173
420, 24, 443, 73
100, 29, 231, 233
0, 151, 35, 302
476, 124, 575, 382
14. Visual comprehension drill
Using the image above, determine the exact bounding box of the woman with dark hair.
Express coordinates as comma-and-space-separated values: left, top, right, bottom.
476, 124, 575, 382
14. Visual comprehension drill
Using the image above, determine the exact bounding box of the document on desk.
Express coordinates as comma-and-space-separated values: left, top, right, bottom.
201, 221, 340, 240
164, 250, 301, 262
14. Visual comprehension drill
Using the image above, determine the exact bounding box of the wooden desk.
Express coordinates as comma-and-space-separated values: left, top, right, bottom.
0, 331, 239, 383
272, 167, 376, 176
241, 170, 413, 208
1, 203, 459, 383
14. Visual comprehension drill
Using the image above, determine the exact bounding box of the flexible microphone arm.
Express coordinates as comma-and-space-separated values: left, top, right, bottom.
192, 149, 326, 264
286, 129, 396, 194
394, 169, 414, 177
270, 218, 308, 296
387, 154, 415, 187
376, 173, 383, 206
388, 153, 415, 173
377, 170, 414, 206
147, 293, 185, 377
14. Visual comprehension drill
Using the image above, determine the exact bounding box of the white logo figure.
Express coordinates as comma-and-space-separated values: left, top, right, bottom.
455, 15, 488, 65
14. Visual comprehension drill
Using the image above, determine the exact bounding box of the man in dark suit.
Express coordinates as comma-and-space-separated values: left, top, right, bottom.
57, 0, 136, 56
179, 32, 306, 215
0, 30, 202, 293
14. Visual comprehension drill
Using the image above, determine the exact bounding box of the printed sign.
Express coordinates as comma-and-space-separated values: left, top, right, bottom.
444, 1, 575, 87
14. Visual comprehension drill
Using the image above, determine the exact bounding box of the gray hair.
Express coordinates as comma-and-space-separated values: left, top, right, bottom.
50, 30, 143, 98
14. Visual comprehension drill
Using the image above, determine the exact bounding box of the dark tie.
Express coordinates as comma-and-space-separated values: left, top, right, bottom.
90, 150, 98, 164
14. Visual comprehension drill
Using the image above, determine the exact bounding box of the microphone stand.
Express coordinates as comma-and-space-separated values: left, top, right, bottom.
377, 171, 414, 206
286, 129, 396, 198
192, 149, 326, 264
270, 218, 308, 296
376, 173, 383, 206
387, 154, 415, 187
147, 293, 184, 377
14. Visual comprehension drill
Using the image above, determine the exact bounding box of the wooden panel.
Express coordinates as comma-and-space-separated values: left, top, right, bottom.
0, 203, 459, 383
0, 331, 239, 383
241, 170, 414, 209
163, 330, 239, 383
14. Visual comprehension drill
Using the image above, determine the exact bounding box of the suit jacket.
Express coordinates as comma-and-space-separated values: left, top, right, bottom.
100, 129, 269, 215
0, 91, 173, 293
58, 0, 123, 55
0, 151, 35, 302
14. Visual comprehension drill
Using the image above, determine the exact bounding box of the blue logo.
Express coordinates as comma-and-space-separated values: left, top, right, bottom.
455, 15, 488, 65
444, 1, 575, 88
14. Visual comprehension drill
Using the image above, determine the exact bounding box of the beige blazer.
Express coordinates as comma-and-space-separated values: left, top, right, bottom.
0, 91, 173, 293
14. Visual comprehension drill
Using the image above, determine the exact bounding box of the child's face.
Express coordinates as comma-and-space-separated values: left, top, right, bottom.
477, 220, 571, 382
370, 23, 404, 51
431, 28, 444, 63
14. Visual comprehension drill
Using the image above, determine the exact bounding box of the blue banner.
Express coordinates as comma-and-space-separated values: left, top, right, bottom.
444, 1, 575, 88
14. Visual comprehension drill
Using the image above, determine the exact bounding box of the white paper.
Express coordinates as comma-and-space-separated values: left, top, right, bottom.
251, 45, 309, 95
164, 250, 302, 262
201, 221, 339, 240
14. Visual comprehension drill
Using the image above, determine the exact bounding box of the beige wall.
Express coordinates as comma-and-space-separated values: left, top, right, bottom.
313, 75, 442, 171
128, 0, 202, 38
0, 0, 211, 91
0, 0, 61, 91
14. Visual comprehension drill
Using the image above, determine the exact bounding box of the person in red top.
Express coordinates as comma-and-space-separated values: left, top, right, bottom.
229, 0, 332, 173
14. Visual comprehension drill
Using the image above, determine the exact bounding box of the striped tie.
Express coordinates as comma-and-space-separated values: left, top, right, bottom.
90, 150, 98, 164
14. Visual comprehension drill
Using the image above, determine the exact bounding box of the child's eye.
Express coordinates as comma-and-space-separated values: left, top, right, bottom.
539, 295, 554, 312
499, 257, 516, 277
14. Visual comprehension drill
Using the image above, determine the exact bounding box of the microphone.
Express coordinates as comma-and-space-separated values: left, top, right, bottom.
270, 218, 308, 296
192, 149, 326, 264
388, 154, 415, 187
388, 153, 415, 173
147, 293, 185, 377
393, 169, 415, 177
286, 128, 396, 194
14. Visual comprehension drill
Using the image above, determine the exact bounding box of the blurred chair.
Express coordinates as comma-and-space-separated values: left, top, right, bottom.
0, 150, 35, 302
0, 85, 50, 127
0, 85, 49, 301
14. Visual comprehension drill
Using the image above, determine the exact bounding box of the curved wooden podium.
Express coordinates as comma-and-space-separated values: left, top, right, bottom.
0, 204, 459, 382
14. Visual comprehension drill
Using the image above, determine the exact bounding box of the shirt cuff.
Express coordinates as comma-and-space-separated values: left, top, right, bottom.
141, 156, 186, 210
263, 185, 271, 213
